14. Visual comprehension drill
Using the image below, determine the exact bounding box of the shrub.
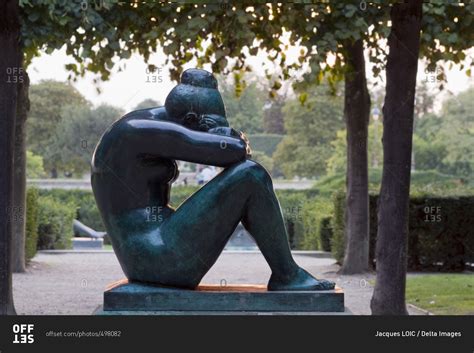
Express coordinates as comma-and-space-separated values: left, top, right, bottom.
26, 150, 46, 178
331, 191, 346, 263
333, 191, 474, 271
275, 191, 307, 249
300, 198, 333, 250
25, 188, 39, 261
38, 189, 104, 231
37, 195, 75, 250
301, 200, 320, 250
319, 217, 333, 252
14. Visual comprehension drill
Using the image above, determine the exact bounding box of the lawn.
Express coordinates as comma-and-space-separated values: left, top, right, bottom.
406, 274, 474, 315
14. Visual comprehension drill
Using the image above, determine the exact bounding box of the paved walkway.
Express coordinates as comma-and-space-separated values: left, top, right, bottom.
13, 251, 426, 315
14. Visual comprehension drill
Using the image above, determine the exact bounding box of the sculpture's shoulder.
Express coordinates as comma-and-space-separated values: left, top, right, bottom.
91, 106, 168, 171
100, 106, 168, 142
128, 106, 168, 121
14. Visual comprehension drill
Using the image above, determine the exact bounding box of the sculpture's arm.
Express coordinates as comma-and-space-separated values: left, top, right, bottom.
124, 119, 247, 167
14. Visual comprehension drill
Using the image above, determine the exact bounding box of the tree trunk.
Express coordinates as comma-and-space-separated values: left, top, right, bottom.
340, 39, 371, 274
371, 1, 422, 315
12, 61, 30, 273
0, 0, 20, 315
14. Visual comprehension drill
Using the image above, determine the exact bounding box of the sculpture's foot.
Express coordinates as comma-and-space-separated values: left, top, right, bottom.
267, 267, 335, 291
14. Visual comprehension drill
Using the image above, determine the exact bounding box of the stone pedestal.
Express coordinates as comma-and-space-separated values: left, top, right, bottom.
95, 279, 346, 315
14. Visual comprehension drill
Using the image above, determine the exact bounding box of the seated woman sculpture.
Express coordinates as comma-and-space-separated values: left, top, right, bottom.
91, 68, 335, 291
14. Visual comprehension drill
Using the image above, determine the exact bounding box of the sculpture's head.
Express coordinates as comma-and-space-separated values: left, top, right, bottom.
164, 68, 229, 131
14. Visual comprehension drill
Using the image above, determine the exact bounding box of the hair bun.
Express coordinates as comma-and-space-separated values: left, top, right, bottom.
180, 68, 218, 89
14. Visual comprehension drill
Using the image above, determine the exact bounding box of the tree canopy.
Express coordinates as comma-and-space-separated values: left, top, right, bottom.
52, 103, 124, 175
26, 80, 89, 175
21, 2, 472, 86
273, 84, 344, 178
133, 98, 161, 110
417, 87, 474, 178
219, 79, 266, 134
26, 80, 124, 176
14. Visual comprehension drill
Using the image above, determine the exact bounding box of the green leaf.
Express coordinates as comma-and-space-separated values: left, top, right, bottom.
120, 50, 131, 59
299, 92, 308, 105
344, 4, 357, 18
272, 80, 282, 90
28, 12, 40, 22
448, 33, 458, 43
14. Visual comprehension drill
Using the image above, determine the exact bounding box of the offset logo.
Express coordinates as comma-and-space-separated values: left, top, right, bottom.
12, 324, 34, 344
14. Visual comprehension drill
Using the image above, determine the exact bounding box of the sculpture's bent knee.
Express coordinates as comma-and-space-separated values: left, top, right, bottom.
236, 159, 273, 187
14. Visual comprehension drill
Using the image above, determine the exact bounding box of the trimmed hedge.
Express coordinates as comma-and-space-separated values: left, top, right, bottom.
333, 191, 474, 271
319, 217, 333, 252
37, 195, 75, 250
38, 189, 104, 231
300, 198, 333, 250
25, 188, 39, 261
277, 190, 306, 249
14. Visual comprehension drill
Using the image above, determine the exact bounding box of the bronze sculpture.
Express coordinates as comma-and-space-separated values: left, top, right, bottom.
91, 68, 335, 291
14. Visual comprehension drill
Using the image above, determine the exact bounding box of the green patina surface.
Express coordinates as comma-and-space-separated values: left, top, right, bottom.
91, 69, 335, 296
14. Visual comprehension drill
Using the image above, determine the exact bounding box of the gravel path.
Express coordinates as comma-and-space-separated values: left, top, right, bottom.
13, 251, 426, 315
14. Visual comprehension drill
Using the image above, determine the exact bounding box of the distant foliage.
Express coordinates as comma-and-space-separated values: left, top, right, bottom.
51, 103, 124, 176
263, 98, 285, 134
26, 150, 46, 179
416, 88, 474, 178
248, 134, 283, 157
27, 80, 90, 176
273, 84, 344, 178
220, 80, 266, 134
27, 80, 124, 177
326, 123, 383, 175
251, 152, 274, 175
328, 87, 474, 179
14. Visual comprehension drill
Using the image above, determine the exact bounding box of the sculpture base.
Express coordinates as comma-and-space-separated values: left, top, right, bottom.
99, 279, 345, 314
